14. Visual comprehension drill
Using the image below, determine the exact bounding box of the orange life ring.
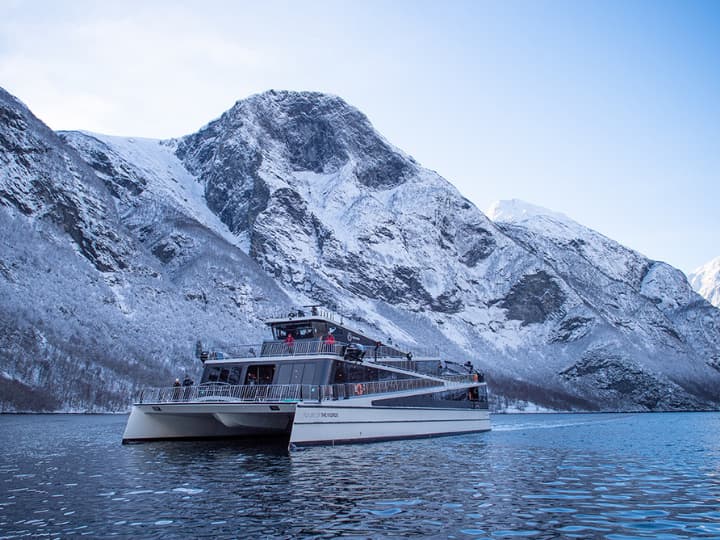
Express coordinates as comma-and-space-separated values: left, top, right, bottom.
355, 383, 364, 395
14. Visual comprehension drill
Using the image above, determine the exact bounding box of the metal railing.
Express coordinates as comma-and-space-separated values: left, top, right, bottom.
137, 384, 312, 404
211, 341, 415, 361
135, 376, 455, 405
260, 340, 345, 357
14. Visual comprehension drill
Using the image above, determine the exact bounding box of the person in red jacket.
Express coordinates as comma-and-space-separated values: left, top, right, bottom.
322, 332, 335, 352
284, 332, 295, 354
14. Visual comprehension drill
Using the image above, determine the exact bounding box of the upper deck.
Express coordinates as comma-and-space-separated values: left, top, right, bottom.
202, 307, 429, 363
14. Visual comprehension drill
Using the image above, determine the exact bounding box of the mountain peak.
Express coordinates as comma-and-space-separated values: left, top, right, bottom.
178, 88, 417, 215
234, 89, 350, 109
223, 89, 369, 134
689, 256, 720, 307
487, 199, 575, 226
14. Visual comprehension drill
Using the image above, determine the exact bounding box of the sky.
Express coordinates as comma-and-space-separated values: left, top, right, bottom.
1, 0, 718, 274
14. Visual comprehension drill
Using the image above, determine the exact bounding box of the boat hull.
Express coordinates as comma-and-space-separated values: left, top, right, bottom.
121, 402, 296, 443
289, 402, 490, 447
122, 398, 490, 446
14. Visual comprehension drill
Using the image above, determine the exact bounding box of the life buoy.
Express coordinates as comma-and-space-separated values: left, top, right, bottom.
355, 383, 364, 395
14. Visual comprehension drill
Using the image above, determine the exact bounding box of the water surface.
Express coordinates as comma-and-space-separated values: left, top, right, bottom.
1, 412, 719, 539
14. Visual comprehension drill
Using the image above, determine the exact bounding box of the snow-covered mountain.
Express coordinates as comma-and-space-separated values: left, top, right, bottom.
1, 87, 719, 412
0, 87, 292, 411
688, 257, 720, 308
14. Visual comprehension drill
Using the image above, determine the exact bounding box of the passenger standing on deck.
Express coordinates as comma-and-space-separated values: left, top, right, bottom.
323, 332, 335, 352
182, 374, 193, 401
173, 378, 181, 401
285, 332, 295, 354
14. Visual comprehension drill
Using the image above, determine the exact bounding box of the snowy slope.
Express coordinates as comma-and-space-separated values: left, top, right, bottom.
2, 86, 720, 412
488, 199, 720, 395
689, 257, 720, 308
0, 87, 293, 412
168, 92, 720, 411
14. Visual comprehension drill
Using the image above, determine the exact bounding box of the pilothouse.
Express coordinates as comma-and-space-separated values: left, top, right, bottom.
122, 307, 490, 447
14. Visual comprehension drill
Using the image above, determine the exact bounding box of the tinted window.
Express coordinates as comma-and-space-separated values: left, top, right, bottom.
290, 364, 304, 384
244, 364, 276, 385
275, 325, 315, 340
228, 367, 242, 385
302, 363, 316, 384
277, 364, 294, 384
202, 366, 221, 383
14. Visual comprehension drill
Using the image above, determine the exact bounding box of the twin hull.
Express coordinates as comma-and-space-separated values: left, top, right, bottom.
122, 398, 491, 447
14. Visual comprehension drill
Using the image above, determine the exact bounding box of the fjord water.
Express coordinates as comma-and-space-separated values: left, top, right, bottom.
1, 413, 718, 539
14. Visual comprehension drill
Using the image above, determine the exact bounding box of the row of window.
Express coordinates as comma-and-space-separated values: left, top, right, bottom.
201, 359, 421, 386
203, 364, 276, 385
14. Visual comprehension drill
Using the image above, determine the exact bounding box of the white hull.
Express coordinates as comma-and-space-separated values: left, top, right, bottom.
123, 399, 490, 448
122, 402, 296, 442
289, 402, 490, 447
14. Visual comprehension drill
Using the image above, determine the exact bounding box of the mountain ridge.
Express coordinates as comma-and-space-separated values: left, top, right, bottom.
1, 87, 719, 413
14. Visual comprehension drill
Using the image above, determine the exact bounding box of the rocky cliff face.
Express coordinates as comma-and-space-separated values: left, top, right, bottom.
487, 199, 720, 409
689, 257, 720, 308
1, 87, 719, 412
0, 88, 291, 411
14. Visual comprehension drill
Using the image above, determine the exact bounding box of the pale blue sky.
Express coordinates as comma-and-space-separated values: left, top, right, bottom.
1, 0, 718, 274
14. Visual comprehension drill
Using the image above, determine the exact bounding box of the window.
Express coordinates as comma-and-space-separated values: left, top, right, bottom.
276, 362, 319, 384
332, 361, 382, 384
245, 364, 275, 385
202, 366, 221, 383
228, 367, 242, 385
302, 363, 316, 384
274, 325, 315, 340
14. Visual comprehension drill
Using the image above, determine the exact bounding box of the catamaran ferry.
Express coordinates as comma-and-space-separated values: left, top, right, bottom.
122, 308, 490, 447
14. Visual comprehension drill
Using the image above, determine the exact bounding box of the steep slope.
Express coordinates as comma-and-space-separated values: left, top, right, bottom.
488, 199, 720, 406
0, 88, 292, 411
689, 257, 720, 308
167, 91, 719, 411
2, 86, 719, 412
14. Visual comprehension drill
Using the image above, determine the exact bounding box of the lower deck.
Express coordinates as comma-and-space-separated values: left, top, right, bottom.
123, 377, 490, 446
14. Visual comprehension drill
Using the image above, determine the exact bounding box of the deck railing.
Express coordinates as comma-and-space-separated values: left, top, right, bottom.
209, 341, 437, 362
135, 375, 461, 405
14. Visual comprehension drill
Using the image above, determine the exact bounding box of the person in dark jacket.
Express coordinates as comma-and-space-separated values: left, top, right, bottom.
182, 374, 193, 401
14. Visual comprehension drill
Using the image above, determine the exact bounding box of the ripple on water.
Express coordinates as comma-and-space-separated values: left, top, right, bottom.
365, 507, 403, 516
609, 510, 671, 520
490, 529, 540, 537
171, 487, 204, 495
2, 413, 720, 539
537, 507, 577, 514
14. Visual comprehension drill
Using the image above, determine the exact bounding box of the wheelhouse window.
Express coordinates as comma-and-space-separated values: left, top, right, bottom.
273, 324, 316, 340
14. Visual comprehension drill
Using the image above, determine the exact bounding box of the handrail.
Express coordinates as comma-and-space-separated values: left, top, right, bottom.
134, 375, 460, 405
136, 384, 312, 404
208, 341, 415, 361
